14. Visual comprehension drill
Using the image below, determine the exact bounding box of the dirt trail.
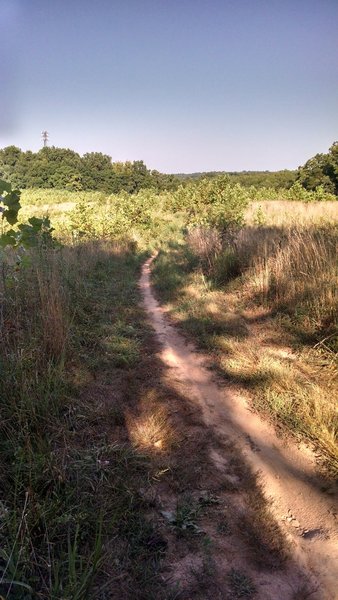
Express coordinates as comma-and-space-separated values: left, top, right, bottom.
140, 254, 338, 600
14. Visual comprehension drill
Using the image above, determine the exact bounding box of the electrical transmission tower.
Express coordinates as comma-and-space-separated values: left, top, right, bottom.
41, 131, 49, 147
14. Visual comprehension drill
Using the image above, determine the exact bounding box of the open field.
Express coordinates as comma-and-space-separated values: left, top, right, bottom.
1, 178, 337, 598
19, 187, 338, 236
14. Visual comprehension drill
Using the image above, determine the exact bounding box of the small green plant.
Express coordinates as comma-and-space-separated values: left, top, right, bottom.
228, 568, 256, 598
253, 205, 266, 227
172, 498, 202, 535
161, 497, 202, 535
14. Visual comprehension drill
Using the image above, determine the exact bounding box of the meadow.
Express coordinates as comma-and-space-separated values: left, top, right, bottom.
152, 195, 338, 476
1, 177, 337, 598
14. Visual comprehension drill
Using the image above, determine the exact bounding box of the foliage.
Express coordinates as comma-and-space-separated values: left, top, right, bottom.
68, 189, 156, 241
177, 168, 297, 189
2, 141, 338, 199
0, 178, 21, 225
168, 175, 249, 233
245, 181, 336, 202
297, 141, 338, 194
0, 179, 55, 248
0, 146, 179, 194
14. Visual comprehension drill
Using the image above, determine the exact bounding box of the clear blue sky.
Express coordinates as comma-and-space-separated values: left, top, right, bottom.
1, 0, 337, 172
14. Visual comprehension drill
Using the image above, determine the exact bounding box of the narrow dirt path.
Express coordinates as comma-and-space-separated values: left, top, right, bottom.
140, 254, 338, 600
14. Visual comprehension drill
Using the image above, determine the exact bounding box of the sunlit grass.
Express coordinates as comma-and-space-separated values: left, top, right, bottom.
245, 200, 338, 226
152, 230, 338, 476
128, 405, 174, 453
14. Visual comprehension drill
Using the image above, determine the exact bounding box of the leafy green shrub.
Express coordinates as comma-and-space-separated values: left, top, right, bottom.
170, 175, 249, 233
0, 179, 55, 249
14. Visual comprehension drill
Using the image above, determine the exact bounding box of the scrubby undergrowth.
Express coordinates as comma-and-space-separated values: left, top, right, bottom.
152, 219, 338, 477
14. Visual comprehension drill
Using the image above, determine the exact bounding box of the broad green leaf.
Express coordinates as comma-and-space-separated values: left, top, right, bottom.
3, 208, 19, 225
0, 232, 17, 246
0, 179, 11, 193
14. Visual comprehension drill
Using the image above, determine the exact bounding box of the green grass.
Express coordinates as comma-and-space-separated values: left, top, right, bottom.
228, 569, 256, 598
0, 241, 173, 599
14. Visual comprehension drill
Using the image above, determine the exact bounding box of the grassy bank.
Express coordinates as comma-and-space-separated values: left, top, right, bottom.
0, 241, 175, 599
152, 219, 338, 477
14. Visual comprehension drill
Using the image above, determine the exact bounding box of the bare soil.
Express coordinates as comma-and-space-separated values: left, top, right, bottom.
140, 254, 338, 600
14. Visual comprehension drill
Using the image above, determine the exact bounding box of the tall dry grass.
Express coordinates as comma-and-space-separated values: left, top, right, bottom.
187, 223, 337, 340
245, 200, 338, 227
35, 254, 69, 359
237, 226, 337, 332
154, 212, 338, 474
0, 240, 142, 598
0, 248, 69, 364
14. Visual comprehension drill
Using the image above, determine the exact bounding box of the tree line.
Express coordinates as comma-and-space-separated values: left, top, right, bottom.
178, 142, 338, 194
1, 142, 337, 194
177, 169, 297, 189
0, 146, 179, 194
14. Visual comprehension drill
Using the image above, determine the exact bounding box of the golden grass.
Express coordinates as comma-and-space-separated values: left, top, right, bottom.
218, 339, 338, 471
236, 226, 337, 333
127, 390, 176, 454
153, 216, 338, 475
35, 253, 69, 359
245, 200, 338, 227
170, 276, 338, 474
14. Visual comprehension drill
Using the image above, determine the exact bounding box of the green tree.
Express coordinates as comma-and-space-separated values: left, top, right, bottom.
297, 142, 338, 194
80, 152, 113, 191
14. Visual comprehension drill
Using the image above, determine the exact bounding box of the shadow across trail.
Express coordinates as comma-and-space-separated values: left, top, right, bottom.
140, 253, 338, 600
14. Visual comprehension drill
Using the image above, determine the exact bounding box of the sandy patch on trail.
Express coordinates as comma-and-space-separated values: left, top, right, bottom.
140, 254, 338, 600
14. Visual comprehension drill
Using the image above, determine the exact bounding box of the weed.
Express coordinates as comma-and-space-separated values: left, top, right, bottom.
228, 568, 256, 598
168, 497, 202, 536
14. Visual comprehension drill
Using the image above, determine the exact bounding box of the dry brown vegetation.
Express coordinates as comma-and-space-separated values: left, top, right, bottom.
245, 199, 338, 227
188, 224, 337, 340
152, 201, 338, 477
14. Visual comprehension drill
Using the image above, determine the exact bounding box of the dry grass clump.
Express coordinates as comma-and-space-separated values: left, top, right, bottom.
187, 227, 222, 272
35, 253, 69, 359
127, 390, 176, 454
